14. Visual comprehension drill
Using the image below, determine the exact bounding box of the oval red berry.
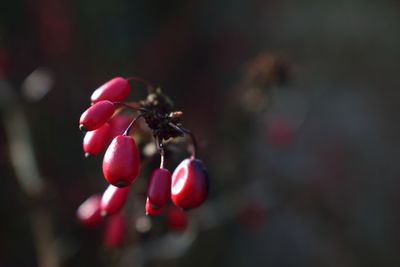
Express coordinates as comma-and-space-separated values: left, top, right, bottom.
76, 194, 103, 228
91, 77, 131, 103
79, 100, 115, 131
166, 206, 188, 232
102, 135, 140, 187
101, 185, 130, 216
103, 214, 126, 248
108, 115, 131, 141
145, 197, 164, 216
83, 123, 110, 156
171, 158, 209, 209
147, 168, 171, 208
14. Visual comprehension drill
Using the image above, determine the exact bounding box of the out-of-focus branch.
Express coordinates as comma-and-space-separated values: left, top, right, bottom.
2, 99, 44, 195
0, 78, 61, 267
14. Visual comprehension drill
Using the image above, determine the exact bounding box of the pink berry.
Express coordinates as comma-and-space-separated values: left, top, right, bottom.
76, 194, 103, 228
103, 214, 126, 248
265, 117, 293, 148
238, 200, 267, 231
145, 197, 164, 216
108, 115, 131, 141
83, 123, 110, 156
79, 100, 115, 131
102, 135, 141, 187
166, 206, 188, 232
147, 168, 171, 208
171, 158, 209, 209
101, 185, 130, 216
91, 77, 131, 103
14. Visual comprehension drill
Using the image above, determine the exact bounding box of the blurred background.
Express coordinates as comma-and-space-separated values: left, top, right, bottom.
1, 0, 400, 266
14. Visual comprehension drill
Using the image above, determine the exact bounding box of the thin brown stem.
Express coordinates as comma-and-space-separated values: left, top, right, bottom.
168, 123, 198, 158
123, 115, 143, 136
160, 147, 165, 169
155, 136, 165, 169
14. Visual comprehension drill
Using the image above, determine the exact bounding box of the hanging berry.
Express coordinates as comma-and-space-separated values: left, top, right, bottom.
171, 158, 209, 209
103, 213, 127, 248
147, 168, 171, 208
79, 100, 115, 131
145, 197, 164, 216
166, 206, 188, 232
100, 185, 130, 216
108, 114, 132, 141
91, 77, 131, 103
76, 194, 103, 228
83, 123, 110, 157
102, 135, 141, 187
78, 75, 209, 231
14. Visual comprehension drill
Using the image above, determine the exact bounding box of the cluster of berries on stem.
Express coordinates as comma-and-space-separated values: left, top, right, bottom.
76, 76, 209, 244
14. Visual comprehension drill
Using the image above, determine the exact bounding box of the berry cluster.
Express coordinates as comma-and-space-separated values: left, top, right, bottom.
76, 77, 209, 238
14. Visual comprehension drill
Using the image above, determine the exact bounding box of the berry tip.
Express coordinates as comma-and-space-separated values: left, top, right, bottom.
79, 124, 87, 132
151, 203, 160, 210
116, 181, 127, 188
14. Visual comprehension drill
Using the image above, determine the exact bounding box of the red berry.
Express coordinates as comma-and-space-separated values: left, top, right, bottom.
101, 185, 130, 217
265, 117, 293, 148
171, 158, 209, 209
91, 77, 131, 103
145, 197, 164, 216
103, 135, 141, 187
166, 206, 188, 232
108, 115, 131, 141
103, 214, 126, 248
76, 194, 103, 228
79, 100, 115, 131
238, 200, 267, 231
147, 168, 171, 208
83, 123, 110, 156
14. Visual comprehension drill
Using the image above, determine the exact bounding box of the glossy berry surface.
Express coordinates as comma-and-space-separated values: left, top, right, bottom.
91, 77, 131, 103
103, 135, 141, 187
108, 115, 131, 141
79, 100, 115, 131
103, 214, 126, 248
83, 123, 110, 156
76, 194, 103, 228
171, 158, 209, 209
101, 185, 130, 216
166, 206, 188, 232
147, 168, 171, 208
78, 75, 209, 234
145, 197, 164, 216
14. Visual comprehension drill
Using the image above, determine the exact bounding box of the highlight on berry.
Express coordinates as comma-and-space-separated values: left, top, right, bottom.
77, 76, 209, 236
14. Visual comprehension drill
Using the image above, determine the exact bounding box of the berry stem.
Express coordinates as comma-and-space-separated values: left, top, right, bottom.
123, 115, 143, 136
125, 76, 156, 94
168, 123, 198, 158
155, 136, 165, 168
